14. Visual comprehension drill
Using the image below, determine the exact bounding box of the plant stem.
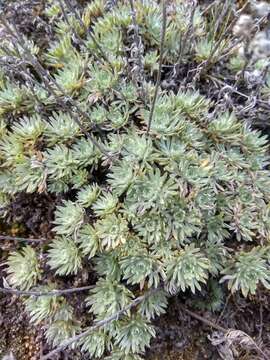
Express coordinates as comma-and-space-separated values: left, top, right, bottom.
128, 0, 148, 103
0, 285, 94, 297
0, 235, 45, 243
146, 0, 167, 135
181, 306, 227, 332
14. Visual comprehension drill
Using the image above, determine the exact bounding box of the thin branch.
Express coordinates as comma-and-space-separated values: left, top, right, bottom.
207, 74, 270, 109
128, 0, 148, 102
181, 306, 227, 333
215, 293, 232, 325
0, 285, 94, 297
146, 0, 167, 135
176, 0, 197, 67
57, 0, 95, 54
201, 0, 218, 16
0, 47, 113, 147
203, 19, 233, 71
255, 62, 270, 97
182, 306, 268, 360
201, 10, 268, 76
57, 0, 71, 27
207, 75, 250, 99
211, 0, 231, 46
41, 289, 155, 360
216, 37, 243, 62
0, 235, 45, 243
225, 329, 268, 360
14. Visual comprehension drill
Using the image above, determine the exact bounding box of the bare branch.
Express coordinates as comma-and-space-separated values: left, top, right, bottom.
41, 289, 156, 360
181, 306, 227, 333
200, 6, 268, 77
182, 306, 268, 360
176, 0, 197, 68
0, 235, 45, 243
211, 0, 231, 45
0, 285, 94, 297
57, 0, 71, 27
207, 75, 270, 110
3, 39, 45, 107
128, 0, 148, 103
146, 0, 167, 135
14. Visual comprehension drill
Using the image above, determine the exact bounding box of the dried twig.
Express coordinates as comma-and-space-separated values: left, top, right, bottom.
0, 285, 94, 297
57, 0, 97, 61
41, 289, 156, 359
58, 0, 127, 106
182, 306, 227, 333
220, 12, 269, 68
128, 0, 148, 102
226, 330, 268, 360
254, 62, 270, 98
0, 235, 45, 243
1, 40, 45, 107
215, 293, 232, 325
174, 0, 197, 77
211, 0, 231, 44
182, 306, 268, 360
203, 17, 233, 71
207, 74, 270, 109
173, 1, 198, 85
201, 0, 218, 16
199, 0, 252, 76
57, 0, 71, 27
146, 0, 167, 135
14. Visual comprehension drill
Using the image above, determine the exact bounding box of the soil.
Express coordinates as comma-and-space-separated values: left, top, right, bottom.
1, 286, 270, 359
0, 0, 270, 359
0, 295, 42, 359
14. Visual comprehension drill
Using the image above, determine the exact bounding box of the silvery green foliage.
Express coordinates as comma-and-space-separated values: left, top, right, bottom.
138, 289, 168, 320
24, 288, 80, 348
114, 316, 156, 354
45, 112, 81, 145
76, 184, 100, 208
79, 331, 108, 357
86, 279, 133, 319
53, 201, 84, 235
24, 287, 60, 324
6, 246, 41, 290
47, 236, 82, 275
2, 0, 270, 358
45, 320, 80, 348
166, 244, 210, 294
220, 247, 270, 297
77, 224, 100, 258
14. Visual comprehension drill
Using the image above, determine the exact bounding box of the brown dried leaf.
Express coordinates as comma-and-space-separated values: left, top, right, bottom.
226, 329, 254, 349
